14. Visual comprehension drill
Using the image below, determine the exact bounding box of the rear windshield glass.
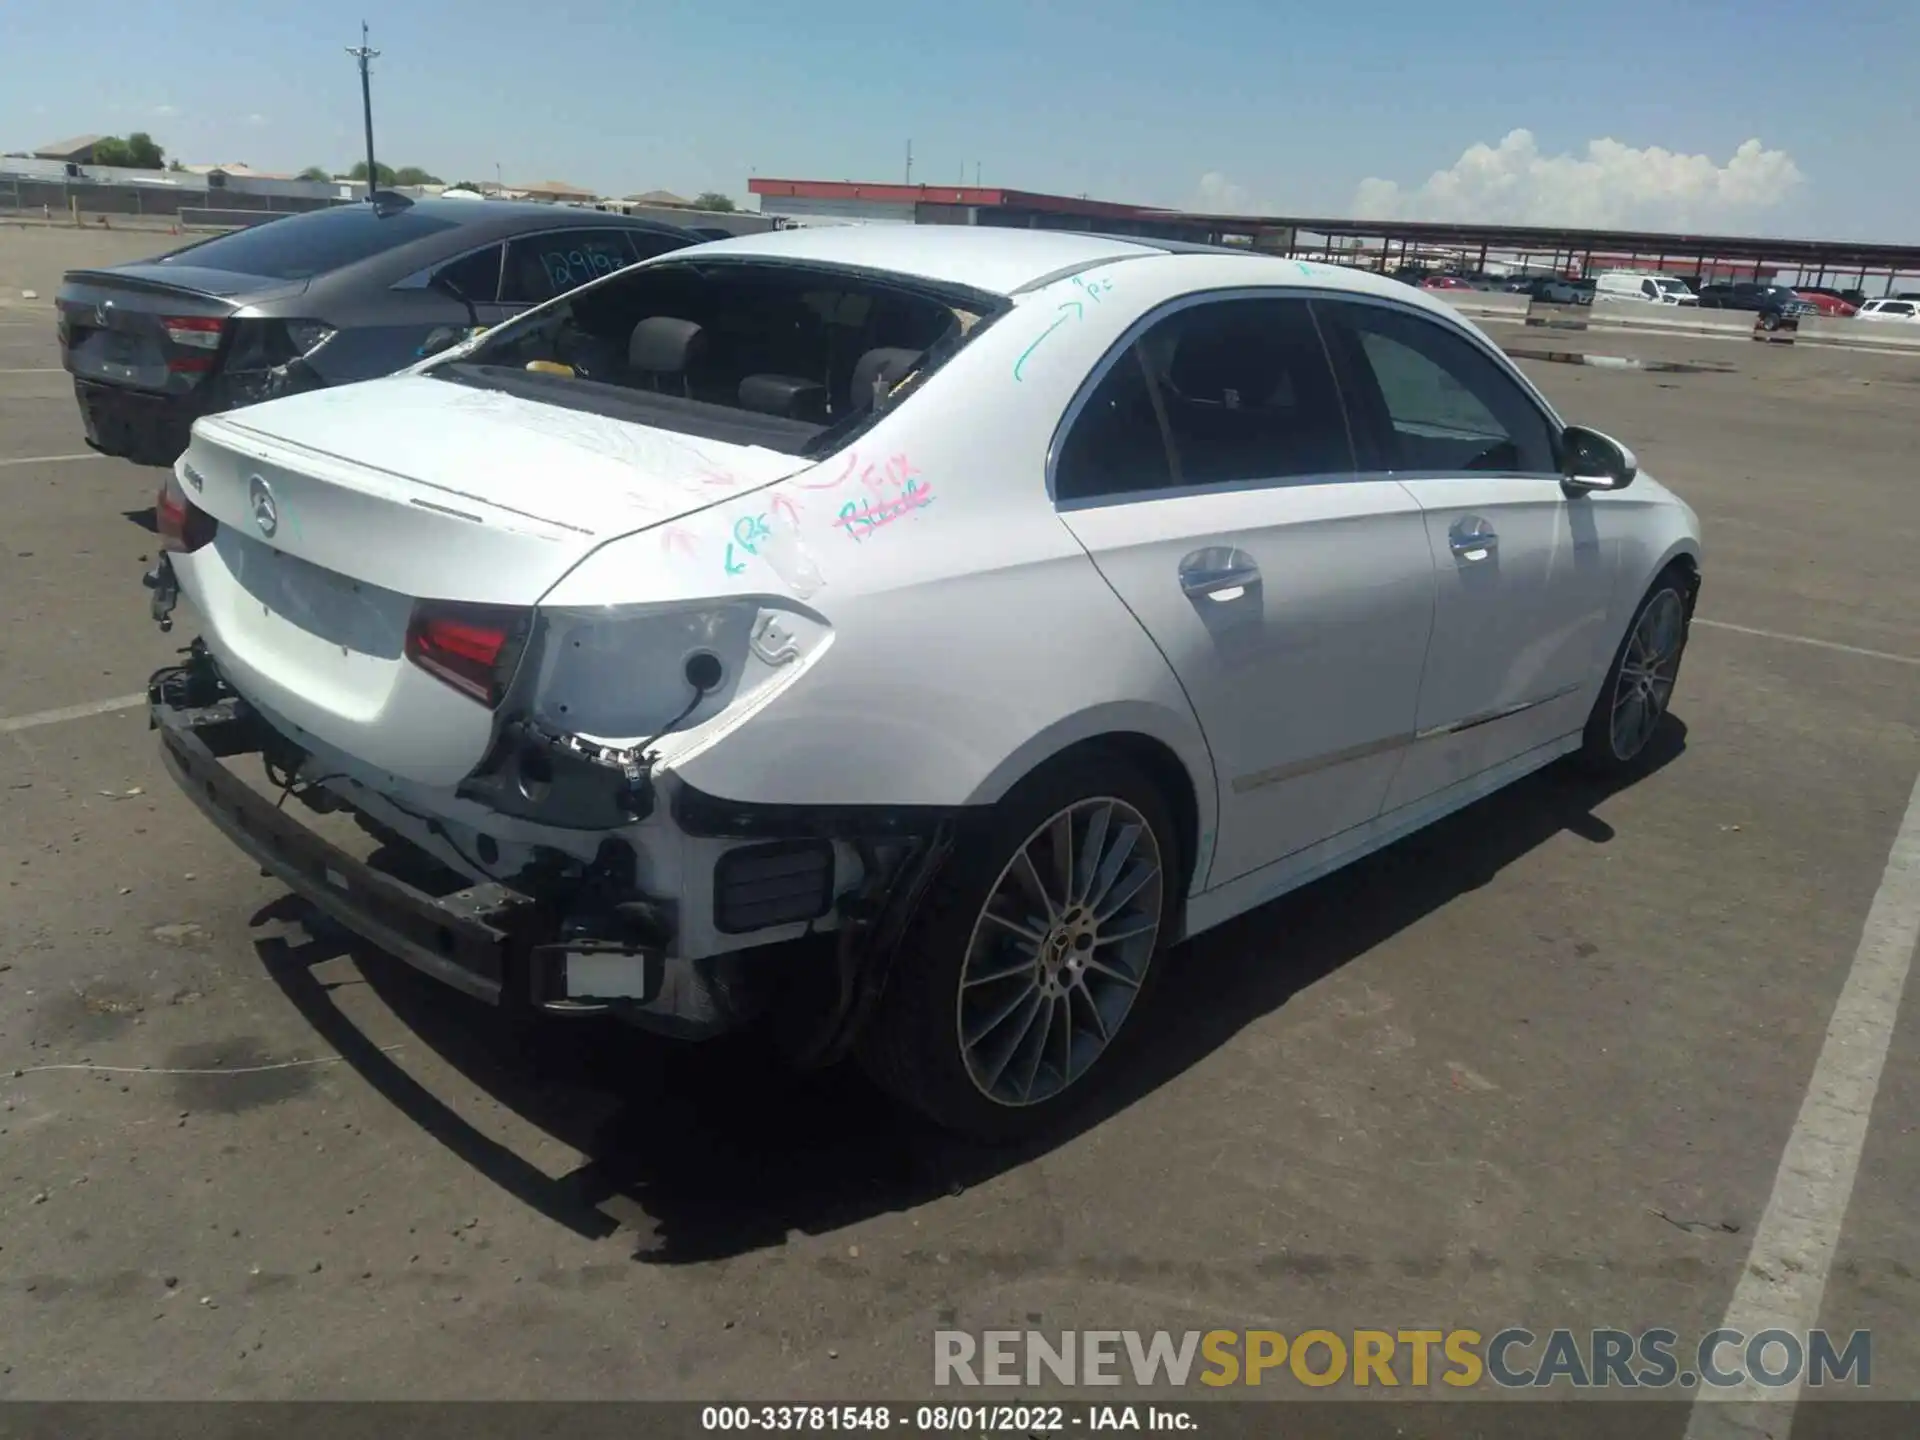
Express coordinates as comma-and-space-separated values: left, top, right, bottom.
435, 258, 997, 456
158, 206, 461, 281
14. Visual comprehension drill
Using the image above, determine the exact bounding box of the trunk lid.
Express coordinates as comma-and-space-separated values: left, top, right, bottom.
172, 375, 808, 786
57, 265, 304, 393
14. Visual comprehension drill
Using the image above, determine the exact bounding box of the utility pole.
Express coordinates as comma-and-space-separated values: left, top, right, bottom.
975, 161, 981, 186
904, 139, 913, 185
346, 21, 381, 201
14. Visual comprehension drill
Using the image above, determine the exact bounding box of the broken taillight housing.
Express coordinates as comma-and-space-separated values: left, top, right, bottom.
155, 470, 217, 553
213, 318, 337, 408
404, 601, 527, 707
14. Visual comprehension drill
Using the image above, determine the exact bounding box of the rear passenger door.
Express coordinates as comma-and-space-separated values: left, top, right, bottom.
1316, 297, 1621, 810
1053, 292, 1437, 890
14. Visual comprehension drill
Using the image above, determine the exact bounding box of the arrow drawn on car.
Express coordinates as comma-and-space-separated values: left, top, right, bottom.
1012, 301, 1082, 383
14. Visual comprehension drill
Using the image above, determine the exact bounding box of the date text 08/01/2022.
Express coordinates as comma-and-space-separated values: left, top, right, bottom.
699, 1403, 1194, 1432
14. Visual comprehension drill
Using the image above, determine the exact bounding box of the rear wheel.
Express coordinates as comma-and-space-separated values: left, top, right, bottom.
857, 754, 1177, 1140
1576, 569, 1692, 775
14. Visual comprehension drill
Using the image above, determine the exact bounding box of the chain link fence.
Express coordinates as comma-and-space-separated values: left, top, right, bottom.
0, 176, 346, 230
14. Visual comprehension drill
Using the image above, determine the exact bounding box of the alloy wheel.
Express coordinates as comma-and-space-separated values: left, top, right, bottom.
956, 797, 1165, 1108
1610, 588, 1685, 761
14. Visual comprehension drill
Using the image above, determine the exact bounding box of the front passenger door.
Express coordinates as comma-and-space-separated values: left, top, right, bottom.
1317, 298, 1621, 812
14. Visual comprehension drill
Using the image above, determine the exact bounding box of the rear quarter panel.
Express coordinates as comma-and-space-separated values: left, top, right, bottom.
546, 257, 1229, 832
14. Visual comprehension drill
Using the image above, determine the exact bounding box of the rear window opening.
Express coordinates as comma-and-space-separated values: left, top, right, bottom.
434, 258, 1003, 456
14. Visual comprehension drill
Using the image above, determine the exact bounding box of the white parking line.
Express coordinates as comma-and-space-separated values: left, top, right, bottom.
0, 367, 62, 374
0, 452, 105, 468
0, 692, 144, 734
1683, 766, 1920, 1438
1694, 618, 1920, 669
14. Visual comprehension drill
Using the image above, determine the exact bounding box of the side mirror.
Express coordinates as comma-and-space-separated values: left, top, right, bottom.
1561, 425, 1637, 495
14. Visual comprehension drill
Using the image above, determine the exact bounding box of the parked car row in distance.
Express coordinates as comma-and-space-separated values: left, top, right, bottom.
1397, 269, 1596, 305
1390, 265, 1919, 330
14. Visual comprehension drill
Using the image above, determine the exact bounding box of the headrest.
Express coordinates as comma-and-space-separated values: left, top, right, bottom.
1166, 335, 1287, 409
850, 347, 923, 411
629, 316, 705, 375
737, 374, 829, 423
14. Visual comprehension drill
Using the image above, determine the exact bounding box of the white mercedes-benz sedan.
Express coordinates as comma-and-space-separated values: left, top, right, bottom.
143, 225, 1703, 1138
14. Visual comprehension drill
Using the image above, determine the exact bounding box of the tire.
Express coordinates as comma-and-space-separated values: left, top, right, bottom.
1761, 312, 1781, 332
1575, 567, 1693, 776
856, 751, 1180, 1141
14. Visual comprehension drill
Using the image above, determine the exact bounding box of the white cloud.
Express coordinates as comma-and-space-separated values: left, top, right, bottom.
245, 113, 268, 128
1353, 129, 1804, 229
1192, 170, 1278, 216
153, 104, 179, 118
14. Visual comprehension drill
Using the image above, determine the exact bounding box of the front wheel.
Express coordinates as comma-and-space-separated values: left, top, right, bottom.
857, 754, 1178, 1140
1576, 570, 1692, 775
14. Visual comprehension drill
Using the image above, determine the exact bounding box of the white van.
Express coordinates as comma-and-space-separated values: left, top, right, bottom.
1595, 271, 1700, 306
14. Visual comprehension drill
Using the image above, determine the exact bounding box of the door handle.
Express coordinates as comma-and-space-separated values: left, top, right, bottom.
1180, 562, 1260, 599
1448, 517, 1499, 561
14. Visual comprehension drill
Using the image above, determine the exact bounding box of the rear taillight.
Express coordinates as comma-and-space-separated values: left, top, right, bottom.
155, 472, 217, 554
163, 315, 226, 373
405, 602, 525, 707
163, 315, 225, 348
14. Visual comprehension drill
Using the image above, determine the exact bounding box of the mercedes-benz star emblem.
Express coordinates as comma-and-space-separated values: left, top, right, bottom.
248, 476, 279, 538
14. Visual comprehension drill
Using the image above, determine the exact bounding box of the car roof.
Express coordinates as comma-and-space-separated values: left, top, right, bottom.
386, 196, 695, 241
672, 225, 1170, 296
657, 224, 1495, 309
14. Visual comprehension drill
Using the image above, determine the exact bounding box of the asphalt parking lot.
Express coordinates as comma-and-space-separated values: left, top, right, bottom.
2, 227, 1917, 1430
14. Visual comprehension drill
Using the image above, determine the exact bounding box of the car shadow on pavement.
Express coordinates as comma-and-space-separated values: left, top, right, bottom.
251, 719, 1686, 1265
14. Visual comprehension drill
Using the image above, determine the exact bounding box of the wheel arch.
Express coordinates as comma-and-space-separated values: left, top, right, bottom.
963, 706, 1216, 902
1651, 540, 1703, 615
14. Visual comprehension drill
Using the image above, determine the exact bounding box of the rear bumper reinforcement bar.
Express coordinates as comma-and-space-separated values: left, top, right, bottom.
153, 688, 566, 1007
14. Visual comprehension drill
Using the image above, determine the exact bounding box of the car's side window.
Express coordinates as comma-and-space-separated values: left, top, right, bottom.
500, 230, 642, 305
1053, 295, 1353, 504
1147, 298, 1353, 488
428, 242, 503, 304
1319, 301, 1560, 476
1054, 345, 1174, 502
626, 229, 687, 264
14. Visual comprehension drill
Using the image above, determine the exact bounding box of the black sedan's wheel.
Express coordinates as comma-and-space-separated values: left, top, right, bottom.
1577, 570, 1692, 775
858, 753, 1177, 1139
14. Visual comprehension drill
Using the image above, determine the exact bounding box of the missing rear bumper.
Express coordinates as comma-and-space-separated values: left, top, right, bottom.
156, 705, 543, 1004
148, 654, 966, 1049
150, 669, 668, 1013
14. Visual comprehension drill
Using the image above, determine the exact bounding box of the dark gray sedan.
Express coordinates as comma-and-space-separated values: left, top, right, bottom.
56, 197, 700, 464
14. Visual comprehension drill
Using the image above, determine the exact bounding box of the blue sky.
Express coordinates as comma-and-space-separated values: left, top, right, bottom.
4, 0, 1915, 240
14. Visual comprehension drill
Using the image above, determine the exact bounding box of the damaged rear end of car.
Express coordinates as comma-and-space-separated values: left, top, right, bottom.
148, 244, 1004, 1059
